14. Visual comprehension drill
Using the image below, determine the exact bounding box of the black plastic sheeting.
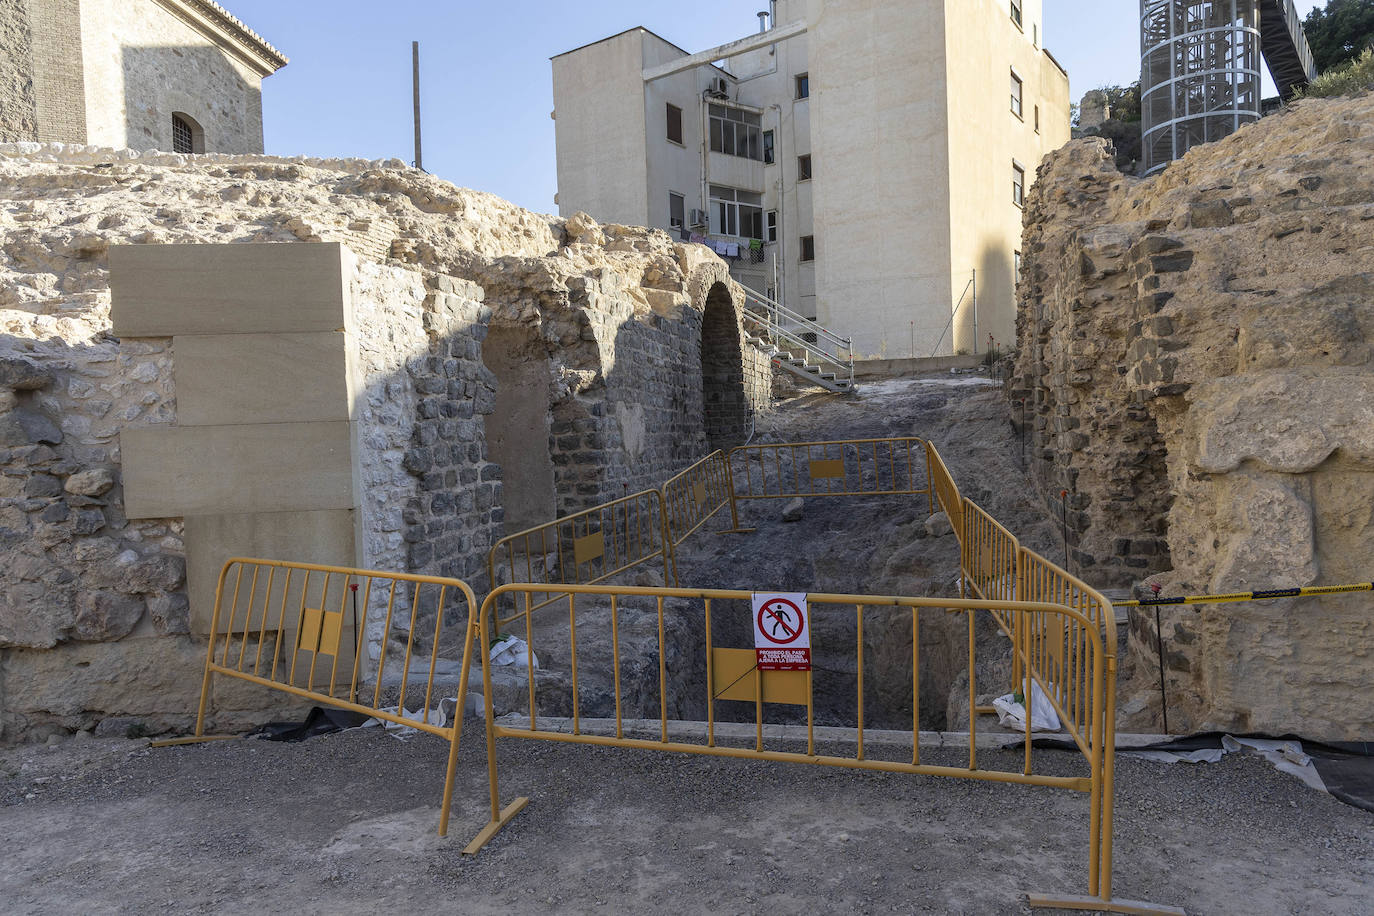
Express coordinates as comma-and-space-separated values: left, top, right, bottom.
246, 706, 372, 743
1029, 732, 1374, 814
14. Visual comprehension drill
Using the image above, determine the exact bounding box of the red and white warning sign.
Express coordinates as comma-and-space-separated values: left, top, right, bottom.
752, 592, 811, 671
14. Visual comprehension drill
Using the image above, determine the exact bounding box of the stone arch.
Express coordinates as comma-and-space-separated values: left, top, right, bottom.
700, 281, 749, 448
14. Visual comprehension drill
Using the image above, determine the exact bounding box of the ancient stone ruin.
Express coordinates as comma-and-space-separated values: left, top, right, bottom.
1011, 92, 1374, 740
0, 144, 769, 740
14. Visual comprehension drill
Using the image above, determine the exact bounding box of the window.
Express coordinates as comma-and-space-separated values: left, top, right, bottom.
795, 73, 809, 100
1033, 23, 1039, 47
765, 210, 778, 243
1034, 104, 1041, 133
709, 185, 764, 239
171, 112, 202, 154
1010, 0, 1022, 29
666, 103, 683, 144
1010, 71, 1023, 119
800, 235, 815, 262
709, 104, 763, 160
1012, 163, 1025, 207
763, 129, 775, 164
669, 192, 686, 230
797, 154, 812, 181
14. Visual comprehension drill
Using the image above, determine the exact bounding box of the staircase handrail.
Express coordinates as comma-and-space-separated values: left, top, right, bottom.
738, 286, 854, 390
740, 287, 852, 356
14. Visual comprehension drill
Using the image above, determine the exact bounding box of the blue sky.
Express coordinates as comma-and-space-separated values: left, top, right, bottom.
226, 1, 1321, 214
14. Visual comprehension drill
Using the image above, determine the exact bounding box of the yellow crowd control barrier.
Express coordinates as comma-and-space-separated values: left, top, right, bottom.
187, 558, 480, 837
462, 583, 1179, 913
926, 440, 965, 541
660, 450, 752, 583
729, 436, 933, 510
486, 488, 671, 632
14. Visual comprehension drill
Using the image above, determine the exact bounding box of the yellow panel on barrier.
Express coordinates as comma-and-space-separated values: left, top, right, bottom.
711, 647, 809, 705
573, 530, 605, 566
808, 458, 846, 479
297, 606, 344, 656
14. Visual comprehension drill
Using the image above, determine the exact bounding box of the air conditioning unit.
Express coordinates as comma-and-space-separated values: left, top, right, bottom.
708, 76, 731, 97
689, 209, 708, 228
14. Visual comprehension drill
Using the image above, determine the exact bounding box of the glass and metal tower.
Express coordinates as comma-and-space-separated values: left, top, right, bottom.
1140, 1, 1263, 176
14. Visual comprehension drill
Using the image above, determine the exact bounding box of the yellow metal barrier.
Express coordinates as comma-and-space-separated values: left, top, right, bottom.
189, 558, 480, 837
1015, 548, 1126, 912
660, 450, 752, 583
729, 437, 932, 511
486, 488, 672, 631
926, 440, 964, 540
461, 582, 1143, 911
961, 497, 1024, 685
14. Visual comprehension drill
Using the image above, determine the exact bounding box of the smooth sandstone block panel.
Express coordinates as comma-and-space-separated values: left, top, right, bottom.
184, 509, 357, 636
110, 242, 350, 337
173, 332, 352, 426
120, 421, 354, 519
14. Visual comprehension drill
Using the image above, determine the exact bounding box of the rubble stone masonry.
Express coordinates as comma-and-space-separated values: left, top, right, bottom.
0, 144, 770, 740
1011, 93, 1374, 739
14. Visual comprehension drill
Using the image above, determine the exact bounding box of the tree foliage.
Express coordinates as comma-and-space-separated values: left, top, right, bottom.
1304, 0, 1374, 73
1295, 47, 1374, 96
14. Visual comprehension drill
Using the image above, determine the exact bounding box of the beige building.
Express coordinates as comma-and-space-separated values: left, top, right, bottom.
0, 0, 285, 154
552, 0, 1070, 357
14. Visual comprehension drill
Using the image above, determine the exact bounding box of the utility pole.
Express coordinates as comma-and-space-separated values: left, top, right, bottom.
412, 41, 423, 171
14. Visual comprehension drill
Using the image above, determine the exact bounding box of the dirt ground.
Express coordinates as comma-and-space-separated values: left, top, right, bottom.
1, 721, 1371, 915
4, 374, 1372, 914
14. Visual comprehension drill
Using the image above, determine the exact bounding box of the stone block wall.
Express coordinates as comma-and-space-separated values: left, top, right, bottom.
1010, 93, 1374, 739
0, 146, 773, 741
0, 0, 38, 143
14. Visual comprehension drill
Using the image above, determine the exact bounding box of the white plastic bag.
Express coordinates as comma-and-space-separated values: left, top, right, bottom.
992, 681, 1061, 732
489, 634, 539, 669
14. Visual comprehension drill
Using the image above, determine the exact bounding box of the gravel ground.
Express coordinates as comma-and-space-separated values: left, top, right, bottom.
1, 722, 1371, 915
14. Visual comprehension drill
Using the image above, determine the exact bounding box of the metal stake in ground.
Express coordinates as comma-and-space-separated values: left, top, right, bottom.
1150, 583, 1169, 735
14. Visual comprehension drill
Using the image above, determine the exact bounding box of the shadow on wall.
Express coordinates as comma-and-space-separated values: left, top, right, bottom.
121, 46, 262, 154
952, 244, 1015, 357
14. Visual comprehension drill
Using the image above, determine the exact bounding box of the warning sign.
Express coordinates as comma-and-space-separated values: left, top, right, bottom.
752, 592, 811, 671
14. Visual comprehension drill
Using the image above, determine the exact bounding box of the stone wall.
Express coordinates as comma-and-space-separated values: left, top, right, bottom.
0, 0, 38, 143
0, 144, 772, 741
1010, 93, 1374, 739
30, 0, 86, 144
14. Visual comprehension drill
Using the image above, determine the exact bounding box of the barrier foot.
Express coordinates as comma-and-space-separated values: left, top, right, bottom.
1028, 893, 1187, 915
149, 735, 240, 748
719, 527, 757, 534
462, 796, 530, 856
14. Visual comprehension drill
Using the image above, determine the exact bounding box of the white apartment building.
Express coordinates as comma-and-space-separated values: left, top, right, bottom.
551, 0, 1070, 358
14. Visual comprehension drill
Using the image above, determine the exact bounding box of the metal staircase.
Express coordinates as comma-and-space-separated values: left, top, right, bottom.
738, 287, 856, 394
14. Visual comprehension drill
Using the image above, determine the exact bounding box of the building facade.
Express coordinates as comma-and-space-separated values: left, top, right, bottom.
552, 0, 1071, 357
0, 0, 285, 154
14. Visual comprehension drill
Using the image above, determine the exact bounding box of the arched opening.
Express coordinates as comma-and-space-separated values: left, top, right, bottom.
481, 324, 557, 533
700, 282, 749, 449
171, 112, 204, 154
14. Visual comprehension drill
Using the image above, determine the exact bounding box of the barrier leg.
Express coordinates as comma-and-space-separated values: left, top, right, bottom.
464, 609, 528, 855
437, 614, 480, 837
